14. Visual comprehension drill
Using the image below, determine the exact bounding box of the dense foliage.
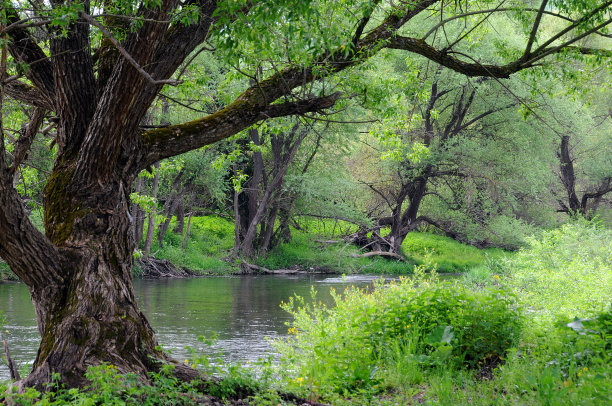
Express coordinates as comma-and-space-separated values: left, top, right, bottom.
272, 268, 522, 395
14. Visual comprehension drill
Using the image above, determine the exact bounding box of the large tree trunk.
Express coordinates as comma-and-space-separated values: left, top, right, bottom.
0, 156, 167, 390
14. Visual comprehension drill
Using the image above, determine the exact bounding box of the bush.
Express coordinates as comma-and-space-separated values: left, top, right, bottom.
503, 220, 612, 320
272, 268, 522, 396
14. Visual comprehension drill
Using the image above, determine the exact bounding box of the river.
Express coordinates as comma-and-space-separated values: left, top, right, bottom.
0, 275, 384, 381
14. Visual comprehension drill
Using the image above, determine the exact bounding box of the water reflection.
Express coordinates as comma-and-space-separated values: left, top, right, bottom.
0, 275, 382, 381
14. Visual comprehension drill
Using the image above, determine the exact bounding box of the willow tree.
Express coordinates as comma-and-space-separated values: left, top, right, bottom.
0, 0, 610, 389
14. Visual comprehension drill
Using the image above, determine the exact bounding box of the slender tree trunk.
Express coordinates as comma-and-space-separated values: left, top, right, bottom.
248, 128, 264, 227
157, 169, 184, 247
559, 135, 581, 214
182, 212, 194, 250
260, 199, 280, 251
181, 192, 196, 250
173, 197, 184, 235
132, 177, 145, 247
143, 162, 160, 258
233, 165, 242, 257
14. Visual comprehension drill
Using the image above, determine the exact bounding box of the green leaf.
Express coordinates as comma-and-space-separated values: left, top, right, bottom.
425, 325, 454, 345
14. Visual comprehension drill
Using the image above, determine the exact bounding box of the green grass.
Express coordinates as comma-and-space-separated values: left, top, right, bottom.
255, 225, 508, 274
148, 216, 511, 275
254, 231, 418, 274
261, 221, 612, 405
141, 215, 236, 275
402, 232, 508, 273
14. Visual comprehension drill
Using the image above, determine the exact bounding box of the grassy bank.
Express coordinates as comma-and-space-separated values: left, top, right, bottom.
2, 216, 506, 280
148, 215, 508, 275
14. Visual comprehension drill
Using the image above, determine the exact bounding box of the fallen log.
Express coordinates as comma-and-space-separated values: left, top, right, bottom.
241, 262, 333, 275
350, 251, 407, 262
137, 257, 196, 278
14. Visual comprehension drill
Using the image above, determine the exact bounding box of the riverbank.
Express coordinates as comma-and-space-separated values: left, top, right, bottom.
0, 216, 509, 281
133, 215, 509, 278
3, 221, 610, 405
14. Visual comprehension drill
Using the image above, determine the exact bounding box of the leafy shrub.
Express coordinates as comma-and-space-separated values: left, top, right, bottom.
503, 220, 612, 319
485, 215, 540, 251
272, 268, 522, 396
1, 364, 203, 405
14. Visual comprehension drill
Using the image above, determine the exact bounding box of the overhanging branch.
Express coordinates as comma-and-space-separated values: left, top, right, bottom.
387, 36, 520, 78
139, 92, 342, 168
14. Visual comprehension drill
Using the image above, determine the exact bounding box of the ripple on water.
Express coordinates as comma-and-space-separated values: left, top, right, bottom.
0, 274, 382, 381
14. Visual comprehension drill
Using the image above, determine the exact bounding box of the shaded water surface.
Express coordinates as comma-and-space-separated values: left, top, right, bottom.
0, 275, 382, 381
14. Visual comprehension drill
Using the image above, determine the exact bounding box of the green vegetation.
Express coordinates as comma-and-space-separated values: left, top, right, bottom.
271, 268, 522, 396
145, 215, 510, 275
263, 221, 612, 404
401, 232, 507, 273
1, 0, 611, 399
1, 363, 260, 405
503, 221, 611, 320
139, 216, 235, 275
4, 222, 609, 405
254, 229, 508, 274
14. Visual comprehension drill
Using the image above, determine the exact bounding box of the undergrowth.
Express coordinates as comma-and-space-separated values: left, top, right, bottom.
2, 221, 611, 405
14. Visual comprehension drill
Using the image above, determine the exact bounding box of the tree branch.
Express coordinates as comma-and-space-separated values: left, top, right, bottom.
139, 92, 341, 168
5, 7, 55, 103
523, 0, 549, 58
422, 6, 590, 40
3, 79, 54, 110
135, 0, 439, 170
80, 12, 181, 86
529, 1, 612, 57
387, 36, 521, 78
9, 107, 46, 176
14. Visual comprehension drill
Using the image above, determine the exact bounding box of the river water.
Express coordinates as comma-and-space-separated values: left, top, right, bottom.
0, 275, 384, 381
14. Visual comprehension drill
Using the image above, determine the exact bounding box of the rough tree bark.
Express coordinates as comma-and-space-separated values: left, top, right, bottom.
131, 177, 146, 246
